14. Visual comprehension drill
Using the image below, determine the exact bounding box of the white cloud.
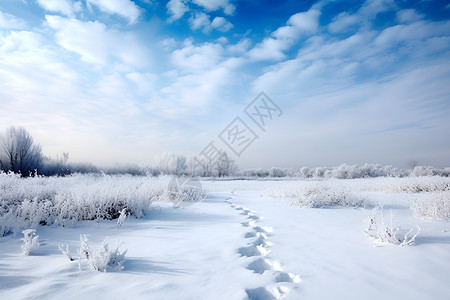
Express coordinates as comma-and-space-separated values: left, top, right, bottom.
192, 0, 235, 15
188, 12, 211, 33
252, 17, 450, 102
249, 9, 320, 61
86, 0, 141, 24
359, 0, 396, 18
328, 0, 398, 33
396, 9, 424, 24
227, 38, 251, 55
374, 20, 450, 49
211, 16, 233, 32
328, 12, 361, 33
285, 9, 320, 34
188, 12, 232, 33
166, 0, 189, 22
45, 15, 150, 68
36, 0, 82, 17
0, 10, 26, 29
171, 40, 225, 72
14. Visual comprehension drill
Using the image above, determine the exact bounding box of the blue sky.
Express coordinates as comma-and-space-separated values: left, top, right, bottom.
0, 0, 449, 168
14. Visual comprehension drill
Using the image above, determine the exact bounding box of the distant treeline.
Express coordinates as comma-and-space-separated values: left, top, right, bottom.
1, 126, 448, 178
37, 162, 450, 178
237, 164, 450, 179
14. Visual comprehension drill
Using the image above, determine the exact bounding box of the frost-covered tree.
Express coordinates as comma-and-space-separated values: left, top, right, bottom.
214, 152, 237, 177
154, 153, 187, 175
0, 126, 43, 176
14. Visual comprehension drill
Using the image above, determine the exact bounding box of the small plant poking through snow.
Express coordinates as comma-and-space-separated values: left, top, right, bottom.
89, 238, 127, 272
78, 234, 91, 259
60, 234, 126, 272
364, 206, 420, 247
117, 208, 127, 227
58, 244, 74, 261
21, 229, 40, 255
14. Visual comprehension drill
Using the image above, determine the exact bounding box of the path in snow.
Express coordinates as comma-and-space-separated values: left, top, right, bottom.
226, 191, 300, 300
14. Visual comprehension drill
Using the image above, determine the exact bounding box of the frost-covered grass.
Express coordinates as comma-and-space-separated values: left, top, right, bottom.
0, 173, 183, 236
411, 191, 450, 220
384, 176, 450, 193
274, 180, 367, 208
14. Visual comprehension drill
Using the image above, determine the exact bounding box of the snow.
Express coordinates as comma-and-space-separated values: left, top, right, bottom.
1, 178, 450, 300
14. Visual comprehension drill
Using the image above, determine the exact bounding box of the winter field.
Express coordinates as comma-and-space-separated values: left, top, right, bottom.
1, 174, 449, 300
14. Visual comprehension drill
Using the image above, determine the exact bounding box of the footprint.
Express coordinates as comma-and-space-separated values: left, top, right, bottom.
241, 220, 257, 227
245, 231, 257, 238
247, 213, 261, 220
238, 244, 269, 257
273, 271, 300, 283
247, 258, 282, 274
253, 226, 273, 234
245, 287, 277, 300
253, 233, 272, 247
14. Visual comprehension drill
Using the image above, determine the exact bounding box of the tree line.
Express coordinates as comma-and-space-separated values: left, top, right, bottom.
1, 126, 448, 178
0, 126, 236, 177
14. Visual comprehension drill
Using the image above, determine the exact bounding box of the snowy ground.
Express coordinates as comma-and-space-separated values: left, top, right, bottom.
1, 179, 449, 300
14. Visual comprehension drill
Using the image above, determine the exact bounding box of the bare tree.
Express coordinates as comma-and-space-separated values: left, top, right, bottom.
154, 153, 187, 175
0, 126, 43, 176
214, 152, 237, 177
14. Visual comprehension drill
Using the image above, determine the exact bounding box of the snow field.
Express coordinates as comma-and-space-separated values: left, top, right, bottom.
0, 177, 449, 299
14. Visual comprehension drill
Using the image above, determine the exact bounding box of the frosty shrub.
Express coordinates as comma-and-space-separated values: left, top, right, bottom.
411, 191, 450, 220
166, 176, 203, 206
364, 206, 419, 246
386, 176, 450, 193
0, 173, 174, 236
60, 234, 127, 272
21, 229, 40, 255
89, 238, 127, 272
280, 181, 367, 208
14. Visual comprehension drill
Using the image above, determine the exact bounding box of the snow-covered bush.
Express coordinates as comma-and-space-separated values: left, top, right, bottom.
411, 191, 450, 220
364, 206, 419, 246
89, 238, 127, 272
60, 235, 127, 272
0, 173, 174, 236
166, 176, 203, 206
21, 229, 40, 255
279, 181, 367, 208
386, 176, 450, 193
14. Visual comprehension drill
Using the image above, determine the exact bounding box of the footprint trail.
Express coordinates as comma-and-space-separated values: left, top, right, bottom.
225, 191, 300, 300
